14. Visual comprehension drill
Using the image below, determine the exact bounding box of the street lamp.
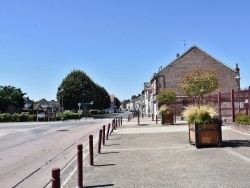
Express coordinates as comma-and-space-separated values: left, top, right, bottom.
235, 75, 241, 113
59, 88, 64, 121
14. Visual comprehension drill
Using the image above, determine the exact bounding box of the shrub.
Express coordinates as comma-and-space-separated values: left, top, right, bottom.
157, 88, 177, 103
89, 110, 99, 115
19, 113, 29, 122
235, 114, 250, 125
182, 104, 219, 124
0, 113, 36, 122
0, 113, 11, 122
56, 112, 82, 120
28, 114, 36, 121
158, 105, 172, 115
11, 113, 20, 122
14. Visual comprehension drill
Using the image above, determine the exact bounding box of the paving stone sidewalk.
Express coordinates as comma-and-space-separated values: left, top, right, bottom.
62, 117, 250, 188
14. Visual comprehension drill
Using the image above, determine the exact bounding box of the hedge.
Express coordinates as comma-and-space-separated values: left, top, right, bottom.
0, 113, 36, 122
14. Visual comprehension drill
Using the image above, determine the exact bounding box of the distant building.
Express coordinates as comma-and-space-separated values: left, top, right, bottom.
23, 97, 44, 113
23, 97, 60, 114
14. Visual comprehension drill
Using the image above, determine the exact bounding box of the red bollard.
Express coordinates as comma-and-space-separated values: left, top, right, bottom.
89, 135, 94, 166
106, 123, 110, 140
113, 119, 116, 130
156, 115, 158, 124
52, 168, 60, 188
102, 125, 105, 145
110, 120, 115, 135
98, 129, 102, 153
77, 144, 83, 188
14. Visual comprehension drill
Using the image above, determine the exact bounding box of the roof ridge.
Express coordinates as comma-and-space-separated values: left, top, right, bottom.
157, 45, 236, 75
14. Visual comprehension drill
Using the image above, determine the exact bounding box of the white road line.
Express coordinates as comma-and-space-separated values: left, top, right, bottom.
222, 148, 250, 163
101, 147, 185, 151
0, 125, 51, 137
61, 136, 99, 187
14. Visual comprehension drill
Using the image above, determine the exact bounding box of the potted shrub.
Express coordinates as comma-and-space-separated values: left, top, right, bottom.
157, 88, 176, 124
179, 67, 221, 148
182, 104, 222, 148
159, 105, 174, 125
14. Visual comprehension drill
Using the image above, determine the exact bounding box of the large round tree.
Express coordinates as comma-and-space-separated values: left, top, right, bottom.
57, 70, 96, 111
57, 70, 111, 111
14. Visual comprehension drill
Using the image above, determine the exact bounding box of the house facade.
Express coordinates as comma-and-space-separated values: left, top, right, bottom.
149, 45, 240, 116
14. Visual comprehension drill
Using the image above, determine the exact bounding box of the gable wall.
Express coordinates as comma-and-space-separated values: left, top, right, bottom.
157, 47, 239, 96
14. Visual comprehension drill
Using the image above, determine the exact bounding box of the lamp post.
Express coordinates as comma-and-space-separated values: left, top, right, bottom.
59, 88, 64, 121
78, 103, 81, 120
235, 75, 241, 113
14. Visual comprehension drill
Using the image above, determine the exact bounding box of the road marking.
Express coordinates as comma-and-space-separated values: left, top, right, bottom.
222, 148, 250, 163
0, 125, 51, 137
101, 147, 185, 151
60, 136, 99, 188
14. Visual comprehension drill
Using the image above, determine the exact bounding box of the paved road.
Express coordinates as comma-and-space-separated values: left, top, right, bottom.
0, 114, 125, 188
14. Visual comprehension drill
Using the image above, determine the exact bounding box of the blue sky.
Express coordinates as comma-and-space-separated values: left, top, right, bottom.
0, 0, 249, 102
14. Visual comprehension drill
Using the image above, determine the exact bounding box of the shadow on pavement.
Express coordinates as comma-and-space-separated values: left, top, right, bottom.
94, 164, 116, 167
84, 184, 114, 187
107, 138, 121, 140
100, 151, 119, 154
105, 144, 120, 146
222, 139, 250, 148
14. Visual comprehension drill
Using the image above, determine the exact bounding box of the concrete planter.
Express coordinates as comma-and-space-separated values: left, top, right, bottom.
189, 122, 222, 148
231, 123, 250, 134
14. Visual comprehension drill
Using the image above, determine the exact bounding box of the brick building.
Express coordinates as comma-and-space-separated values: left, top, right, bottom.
148, 45, 240, 116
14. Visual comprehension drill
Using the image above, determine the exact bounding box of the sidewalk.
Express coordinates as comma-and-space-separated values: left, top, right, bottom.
63, 116, 250, 188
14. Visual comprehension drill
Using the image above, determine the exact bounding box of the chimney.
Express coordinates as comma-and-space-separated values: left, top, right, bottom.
176, 53, 179, 58
235, 63, 240, 76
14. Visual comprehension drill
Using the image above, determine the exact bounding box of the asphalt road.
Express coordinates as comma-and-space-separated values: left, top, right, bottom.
0, 112, 128, 188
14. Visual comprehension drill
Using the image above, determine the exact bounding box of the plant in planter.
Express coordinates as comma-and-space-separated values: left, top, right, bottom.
179, 67, 221, 148
157, 88, 176, 125
182, 103, 222, 148
159, 105, 174, 125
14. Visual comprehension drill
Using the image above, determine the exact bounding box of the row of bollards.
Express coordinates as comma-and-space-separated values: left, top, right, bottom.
51, 116, 123, 188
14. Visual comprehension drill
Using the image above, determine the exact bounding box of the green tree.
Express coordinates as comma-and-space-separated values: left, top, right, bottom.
122, 99, 130, 109
57, 70, 96, 111
114, 97, 121, 110
93, 84, 110, 110
131, 95, 137, 100
179, 67, 219, 98
157, 88, 177, 103
0, 85, 26, 113
57, 70, 111, 111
